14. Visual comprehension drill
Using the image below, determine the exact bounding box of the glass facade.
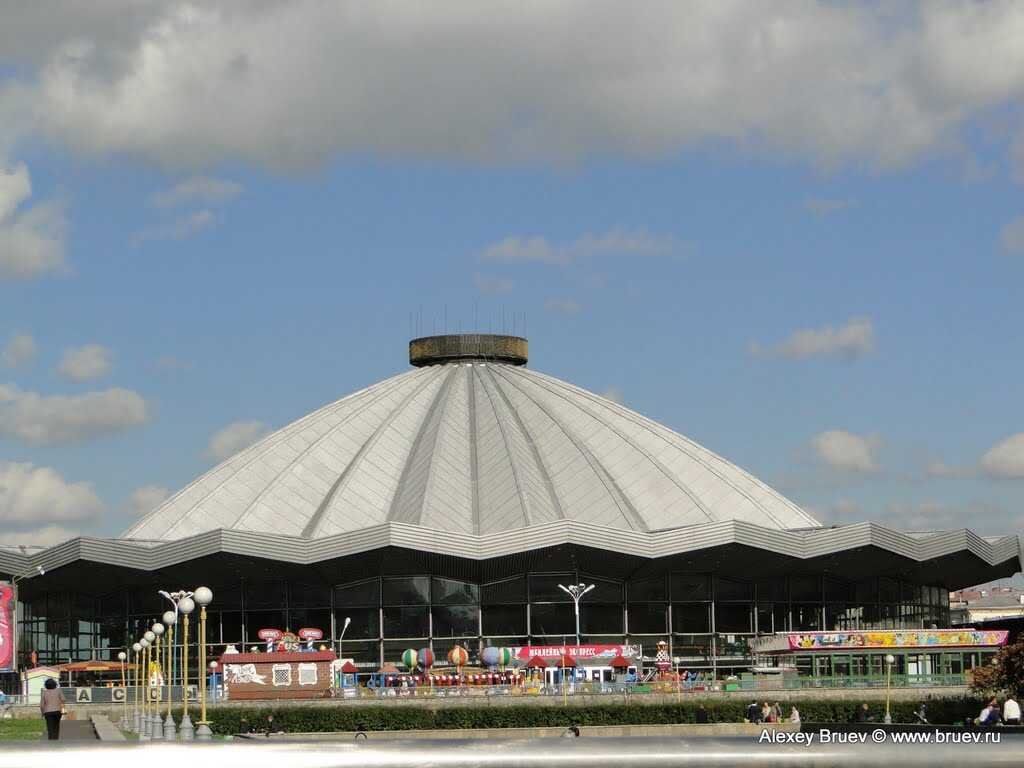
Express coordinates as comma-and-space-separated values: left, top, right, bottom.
15, 571, 950, 672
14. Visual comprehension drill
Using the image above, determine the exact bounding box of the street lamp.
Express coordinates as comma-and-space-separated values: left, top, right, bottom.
338, 616, 351, 658
131, 642, 142, 733
884, 653, 896, 724
557, 583, 595, 646
177, 596, 196, 740
140, 635, 153, 740
209, 661, 219, 705
150, 624, 164, 739
160, 608, 177, 739
193, 586, 214, 741
117, 651, 129, 730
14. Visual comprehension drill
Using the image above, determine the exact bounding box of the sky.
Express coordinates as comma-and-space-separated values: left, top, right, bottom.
0, 2, 1023, 582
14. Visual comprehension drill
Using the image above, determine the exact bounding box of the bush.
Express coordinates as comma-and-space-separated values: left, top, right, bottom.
206, 695, 987, 735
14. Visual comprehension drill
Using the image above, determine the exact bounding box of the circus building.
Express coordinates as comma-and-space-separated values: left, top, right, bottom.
1, 334, 1021, 685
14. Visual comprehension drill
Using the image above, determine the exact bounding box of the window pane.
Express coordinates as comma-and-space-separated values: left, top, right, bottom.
715, 577, 753, 601
791, 604, 820, 631
627, 603, 666, 634
432, 605, 478, 638
339, 639, 378, 669
482, 605, 526, 636
581, 604, 623, 634
789, 576, 820, 602
672, 603, 710, 633
244, 581, 286, 610
529, 574, 574, 602
341, 607, 379, 640
878, 577, 900, 603
824, 578, 854, 602
756, 604, 774, 634
584, 577, 623, 602
287, 608, 331, 638
220, 612, 242, 646
244, 610, 286, 643
335, 579, 380, 608
432, 578, 479, 606
671, 574, 710, 601
529, 603, 574, 635
854, 578, 877, 603
628, 576, 667, 602
756, 580, 787, 602
382, 577, 430, 606
482, 577, 526, 604
289, 583, 332, 609
383, 606, 429, 637
714, 603, 751, 633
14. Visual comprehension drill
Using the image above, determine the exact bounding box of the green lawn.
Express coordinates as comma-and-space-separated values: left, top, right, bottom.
0, 719, 44, 741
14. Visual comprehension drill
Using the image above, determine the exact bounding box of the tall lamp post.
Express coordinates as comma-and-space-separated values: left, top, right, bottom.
557, 583, 595, 646
193, 587, 214, 741
160, 609, 177, 739
177, 596, 196, 740
140, 633, 155, 740
117, 651, 129, 730
338, 616, 351, 658
150, 623, 165, 739
884, 653, 896, 724
131, 642, 142, 733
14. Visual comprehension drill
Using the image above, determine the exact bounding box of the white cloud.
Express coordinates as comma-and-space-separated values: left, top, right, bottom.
751, 317, 875, 361
0, 461, 104, 523
811, 430, 880, 474
544, 298, 582, 315
125, 484, 170, 517
1000, 215, 1024, 254
804, 198, 855, 216
152, 176, 242, 208
0, 384, 149, 445
5, 3, 1024, 171
131, 210, 216, 245
1, 332, 36, 368
0, 524, 81, 547
0, 163, 66, 280
979, 433, 1024, 479
204, 420, 271, 462
483, 230, 673, 267
473, 273, 514, 295
57, 343, 112, 381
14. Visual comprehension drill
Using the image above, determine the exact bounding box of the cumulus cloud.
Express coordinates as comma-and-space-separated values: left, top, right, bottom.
152, 176, 242, 208
0, 461, 104, 523
204, 419, 271, 462
130, 210, 215, 245
0, 524, 81, 547
0, 384, 149, 445
57, 343, 112, 381
544, 298, 582, 315
0, 163, 66, 280
1, 332, 36, 368
125, 484, 170, 517
1000, 215, 1024, 254
811, 430, 880, 473
804, 198, 855, 216
979, 433, 1024, 479
751, 317, 874, 361
473, 273, 514, 295
482, 230, 673, 267
3, 3, 1024, 171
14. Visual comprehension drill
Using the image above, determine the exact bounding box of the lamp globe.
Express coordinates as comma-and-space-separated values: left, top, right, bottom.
178, 596, 196, 615
144, 631, 155, 643
162, 610, 176, 625
132, 643, 142, 653
193, 587, 213, 607
152, 623, 164, 636
118, 651, 127, 661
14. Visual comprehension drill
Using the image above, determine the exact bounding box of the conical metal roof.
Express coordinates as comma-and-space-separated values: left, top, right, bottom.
123, 355, 818, 542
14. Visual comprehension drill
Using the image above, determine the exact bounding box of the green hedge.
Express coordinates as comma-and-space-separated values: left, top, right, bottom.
205, 696, 987, 735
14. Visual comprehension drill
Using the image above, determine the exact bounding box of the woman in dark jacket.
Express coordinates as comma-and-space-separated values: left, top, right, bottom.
40, 678, 66, 740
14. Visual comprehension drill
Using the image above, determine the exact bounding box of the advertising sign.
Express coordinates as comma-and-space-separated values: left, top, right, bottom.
785, 629, 1009, 651
257, 628, 283, 641
511, 644, 641, 661
298, 628, 323, 640
0, 582, 14, 672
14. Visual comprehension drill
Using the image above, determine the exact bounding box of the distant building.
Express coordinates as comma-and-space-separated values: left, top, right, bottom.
950, 587, 1024, 640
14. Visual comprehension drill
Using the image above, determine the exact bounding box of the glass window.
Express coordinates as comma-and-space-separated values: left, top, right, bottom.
714, 603, 751, 633
529, 603, 575, 635
482, 605, 526, 636
289, 583, 332, 609
789, 576, 820, 602
383, 606, 429, 637
756, 579, 787, 602
791, 604, 820, 631
287, 608, 331, 637
432, 578, 479, 605
432, 605, 478, 638
335, 579, 380, 608
670, 574, 710, 601
341, 607, 379, 640
627, 603, 666, 634
583, 577, 623, 602
482, 577, 526, 604
756, 604, 774, 634
878, 577, 899, 603
628, 576, 667, 602
824, 578, 854, 602
901, 583, 922, 603
339, 640, 378, 669
529, 574, 574, 603
382, 577, 430, 606
220, 612, 242, 646
244, 610, 286, 643
581, 604, 623, 634
244, 581, 287, 610
672, 603, 710, 634
854, 579, 877, 603
715, 577, 753, 601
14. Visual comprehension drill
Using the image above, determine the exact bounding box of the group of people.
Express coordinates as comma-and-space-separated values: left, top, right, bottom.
976, 696, 1020, 726
745, 700, 800, 724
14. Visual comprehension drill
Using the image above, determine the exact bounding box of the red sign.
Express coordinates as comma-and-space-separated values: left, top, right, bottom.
0, 584, 13, 672
298, 628, 323, 640
512, 644, 640, 660
257, 628, 283, 641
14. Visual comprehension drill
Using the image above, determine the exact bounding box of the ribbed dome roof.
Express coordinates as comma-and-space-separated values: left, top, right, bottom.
124, 356, 818, 542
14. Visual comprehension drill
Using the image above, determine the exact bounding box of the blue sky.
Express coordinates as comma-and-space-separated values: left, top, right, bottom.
0, 3, 1022, 573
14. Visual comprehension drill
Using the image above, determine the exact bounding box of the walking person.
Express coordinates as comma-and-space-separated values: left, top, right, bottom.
40, 678, 65, 741
1003, 696, 1020, 726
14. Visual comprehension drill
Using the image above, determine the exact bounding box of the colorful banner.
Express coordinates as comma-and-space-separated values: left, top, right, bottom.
0, 583, 14, 672
786, 629, 1008, 651
511, 644, 641, 660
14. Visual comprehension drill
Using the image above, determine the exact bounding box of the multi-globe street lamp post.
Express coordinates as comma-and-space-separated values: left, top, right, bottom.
557, 583, 595, 646
177, 595, 196, 740
193, 586, 214, 741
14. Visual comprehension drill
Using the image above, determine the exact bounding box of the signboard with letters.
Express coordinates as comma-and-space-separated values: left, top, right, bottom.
0, 583, 14, 672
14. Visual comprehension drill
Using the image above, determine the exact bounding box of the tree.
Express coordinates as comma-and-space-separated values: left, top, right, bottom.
970, 639, 1024, 698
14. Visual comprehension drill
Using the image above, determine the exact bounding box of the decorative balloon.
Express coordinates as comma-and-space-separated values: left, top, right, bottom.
447, 645, 469, 668
401, 648, 418, 670
498, 647, 513, 667
481, 646, 500, 667
418, 647, 434, 669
